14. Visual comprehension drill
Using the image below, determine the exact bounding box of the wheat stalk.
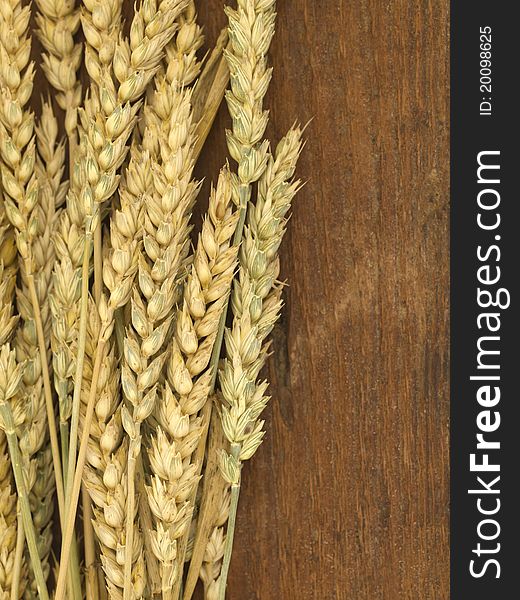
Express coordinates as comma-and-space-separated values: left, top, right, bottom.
0, 1, 67, 540
144, 166, 238, 599
0, 207, 22, 600
56, 2, 199, 590
78, 148, 152, 599
37, 100, 68, 451
35, 0, 83, 161
121, 83, 199, 599
0, 345, 48, 600
55, 149, 152, 600
10, 106, 72, 599
178, 3, 276, 595
0, 429, 27, 600
36, 99, 87, 598
213, 126, 303, 599
56, 5, 188, 596
188, 0, 276, 492
66, 0, 188, 474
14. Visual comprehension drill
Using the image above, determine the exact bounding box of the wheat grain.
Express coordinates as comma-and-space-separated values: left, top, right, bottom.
164, 1, 203, 87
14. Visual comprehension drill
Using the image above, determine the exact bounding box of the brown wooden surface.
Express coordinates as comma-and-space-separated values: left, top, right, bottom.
194, 1, 450, 599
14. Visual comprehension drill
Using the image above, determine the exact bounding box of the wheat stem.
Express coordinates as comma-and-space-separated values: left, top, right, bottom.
94, 224, 103, 304
83, 485, 99, 600
0, 402, 49, 600
175, 185, 249, 588
123, 434, 140, 600
60, 230, 93, 600
66, 232, 92, 499
88, 213, 103, 600
60, 421, 69, 477
217, 443, 241, 600
26, 272, 65, 514
55, 336, 107, 600
10, 509, 24, 600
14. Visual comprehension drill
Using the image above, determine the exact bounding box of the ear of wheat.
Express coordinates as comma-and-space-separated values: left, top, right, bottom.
0, 1, 304, 598
35, 0, 83, 159
145, 165, 238, 598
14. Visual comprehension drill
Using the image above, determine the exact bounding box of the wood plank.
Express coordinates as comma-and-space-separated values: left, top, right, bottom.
195, 1, 450, 598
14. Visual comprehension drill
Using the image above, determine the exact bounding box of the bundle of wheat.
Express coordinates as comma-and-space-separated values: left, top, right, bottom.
0, 1, 303, 598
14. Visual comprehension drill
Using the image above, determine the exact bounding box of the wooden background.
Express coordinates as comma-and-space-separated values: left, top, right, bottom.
194, 1, 450, 598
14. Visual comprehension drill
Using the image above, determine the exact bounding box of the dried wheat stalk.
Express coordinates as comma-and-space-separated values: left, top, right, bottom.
81, 297, 135, 600
80, 148, 153, 599
213, 126, 303, 600
0, 0, 66, 537
188, 0, 276, 486
67, 0, 186, 462
0, 345, 48, 600
181, 2, 276, 595
121, 83, 199, 598
0, 263, 19, 600
145, 165, 238, 598
55, 149, 153, 600
56, 4, 189, 597
13, 105, 70, 600
0, 205, 22, 600
0, 429, 26, 600
1, 6, 65, 596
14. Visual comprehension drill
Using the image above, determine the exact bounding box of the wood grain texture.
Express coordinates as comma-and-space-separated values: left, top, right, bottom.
31, 0, 449, 597
194, 1, 450, 598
